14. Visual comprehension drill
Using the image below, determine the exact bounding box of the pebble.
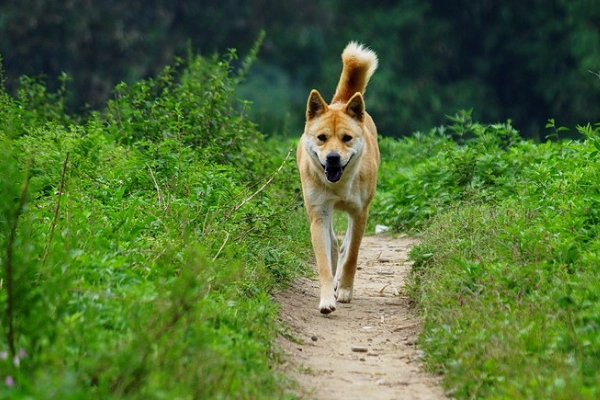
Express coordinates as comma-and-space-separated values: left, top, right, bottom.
351, 346, 369, 353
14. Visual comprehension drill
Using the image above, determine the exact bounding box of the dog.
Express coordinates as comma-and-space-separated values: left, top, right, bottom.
296, 42, 380, 314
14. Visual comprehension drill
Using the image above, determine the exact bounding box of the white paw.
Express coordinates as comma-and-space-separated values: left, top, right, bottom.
336, 287, 353, 303
319, 296, 337, 314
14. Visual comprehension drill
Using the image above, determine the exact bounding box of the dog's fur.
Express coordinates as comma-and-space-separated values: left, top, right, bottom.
297, 42, 379, 314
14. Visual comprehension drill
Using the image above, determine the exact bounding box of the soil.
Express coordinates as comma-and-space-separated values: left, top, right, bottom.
276, 234, 446, 400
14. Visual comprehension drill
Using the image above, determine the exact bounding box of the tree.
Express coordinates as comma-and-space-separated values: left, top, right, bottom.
1, 0, 598, 138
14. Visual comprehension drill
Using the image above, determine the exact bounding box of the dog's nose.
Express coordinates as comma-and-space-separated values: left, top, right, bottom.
326, 153, 341, 165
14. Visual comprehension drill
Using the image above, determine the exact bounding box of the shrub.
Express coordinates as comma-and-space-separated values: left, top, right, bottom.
373, 111, 530, 231
375, 117, 600, 398
0, 50, 309, 399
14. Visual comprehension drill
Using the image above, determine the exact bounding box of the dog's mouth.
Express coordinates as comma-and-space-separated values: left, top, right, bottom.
321, 154, 352, 183
323, 165, 344, 183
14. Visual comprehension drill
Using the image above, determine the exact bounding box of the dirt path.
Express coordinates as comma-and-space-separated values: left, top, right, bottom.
276, 234, 446, 400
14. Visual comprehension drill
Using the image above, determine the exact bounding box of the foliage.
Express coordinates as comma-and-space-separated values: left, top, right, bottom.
375, 114, 600, 398
1, 1, 600, 137
372, 110, 529, 231
0, 51, 309, 399
0, 0, 328, 113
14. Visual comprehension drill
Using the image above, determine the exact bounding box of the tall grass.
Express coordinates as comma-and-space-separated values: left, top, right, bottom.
0, 48, 309, 399
374, 112, 600, 399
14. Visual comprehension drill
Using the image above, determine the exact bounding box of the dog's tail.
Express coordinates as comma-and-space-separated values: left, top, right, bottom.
331, 42, 378, 104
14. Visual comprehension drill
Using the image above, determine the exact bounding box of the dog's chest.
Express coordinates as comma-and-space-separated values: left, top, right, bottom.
307, 180, 365, 211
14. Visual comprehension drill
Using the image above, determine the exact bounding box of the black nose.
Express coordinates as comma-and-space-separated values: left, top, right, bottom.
326, 153, 341, 165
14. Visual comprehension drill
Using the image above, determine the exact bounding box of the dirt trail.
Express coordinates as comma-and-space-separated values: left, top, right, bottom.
276, 234, 446, 400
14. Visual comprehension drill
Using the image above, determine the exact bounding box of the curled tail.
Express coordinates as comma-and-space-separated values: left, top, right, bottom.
331, 42, 378, 104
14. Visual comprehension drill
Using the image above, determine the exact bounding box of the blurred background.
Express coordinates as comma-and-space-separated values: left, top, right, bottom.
1, 0, 599, 139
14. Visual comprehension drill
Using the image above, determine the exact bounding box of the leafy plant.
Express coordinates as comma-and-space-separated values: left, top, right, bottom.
372, 112, 529, 231
0, 49, 309, 399
375, 117, 600, 398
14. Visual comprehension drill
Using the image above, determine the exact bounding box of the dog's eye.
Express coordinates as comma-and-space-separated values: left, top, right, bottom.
342, 134, 353, 142
317, 134, 327, 142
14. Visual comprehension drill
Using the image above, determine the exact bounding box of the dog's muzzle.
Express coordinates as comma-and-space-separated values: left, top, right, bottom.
323, 153, 344, 183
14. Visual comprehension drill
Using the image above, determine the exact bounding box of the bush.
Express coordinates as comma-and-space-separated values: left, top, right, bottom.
0, 50, 309, 399
375, 116, 600, 398
373, 111, 529, 231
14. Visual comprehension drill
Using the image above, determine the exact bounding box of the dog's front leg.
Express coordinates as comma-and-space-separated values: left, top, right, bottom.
309, 208, 337, 314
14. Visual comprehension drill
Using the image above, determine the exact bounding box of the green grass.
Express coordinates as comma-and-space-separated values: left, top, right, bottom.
0, 49, 310, 399
5, 43, 600, 399
373, 114, 600, 399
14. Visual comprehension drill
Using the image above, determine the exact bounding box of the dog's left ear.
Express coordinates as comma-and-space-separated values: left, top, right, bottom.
344, 93, 365, 122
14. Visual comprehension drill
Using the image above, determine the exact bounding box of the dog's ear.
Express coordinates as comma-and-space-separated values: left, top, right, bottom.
306, 90, 328, 120
344, 93, 365, 122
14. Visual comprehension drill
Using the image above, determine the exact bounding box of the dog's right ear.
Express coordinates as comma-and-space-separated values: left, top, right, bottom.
306, 90, 328, 120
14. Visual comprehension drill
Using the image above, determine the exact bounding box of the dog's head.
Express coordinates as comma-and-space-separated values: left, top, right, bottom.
303, 90, 366, 183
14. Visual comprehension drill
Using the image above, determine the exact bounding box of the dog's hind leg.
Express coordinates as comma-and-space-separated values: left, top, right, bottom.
335, 210, 368, 303
334, 214, 352, 287
330, 221, 339, 279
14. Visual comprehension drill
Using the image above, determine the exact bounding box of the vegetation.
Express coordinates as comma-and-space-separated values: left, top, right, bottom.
0, 50, 310, 399
2, 5, 600, 396
374, 112, 600, 398
1, 0, 600, 138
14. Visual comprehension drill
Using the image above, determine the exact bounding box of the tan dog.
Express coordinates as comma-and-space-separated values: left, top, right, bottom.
297, 42, 380, 314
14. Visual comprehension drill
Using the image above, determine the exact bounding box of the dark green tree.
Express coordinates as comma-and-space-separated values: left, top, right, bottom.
1, 0, 598, 138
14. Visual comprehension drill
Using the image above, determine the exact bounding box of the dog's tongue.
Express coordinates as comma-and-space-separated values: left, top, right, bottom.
325, 167, 343, 183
